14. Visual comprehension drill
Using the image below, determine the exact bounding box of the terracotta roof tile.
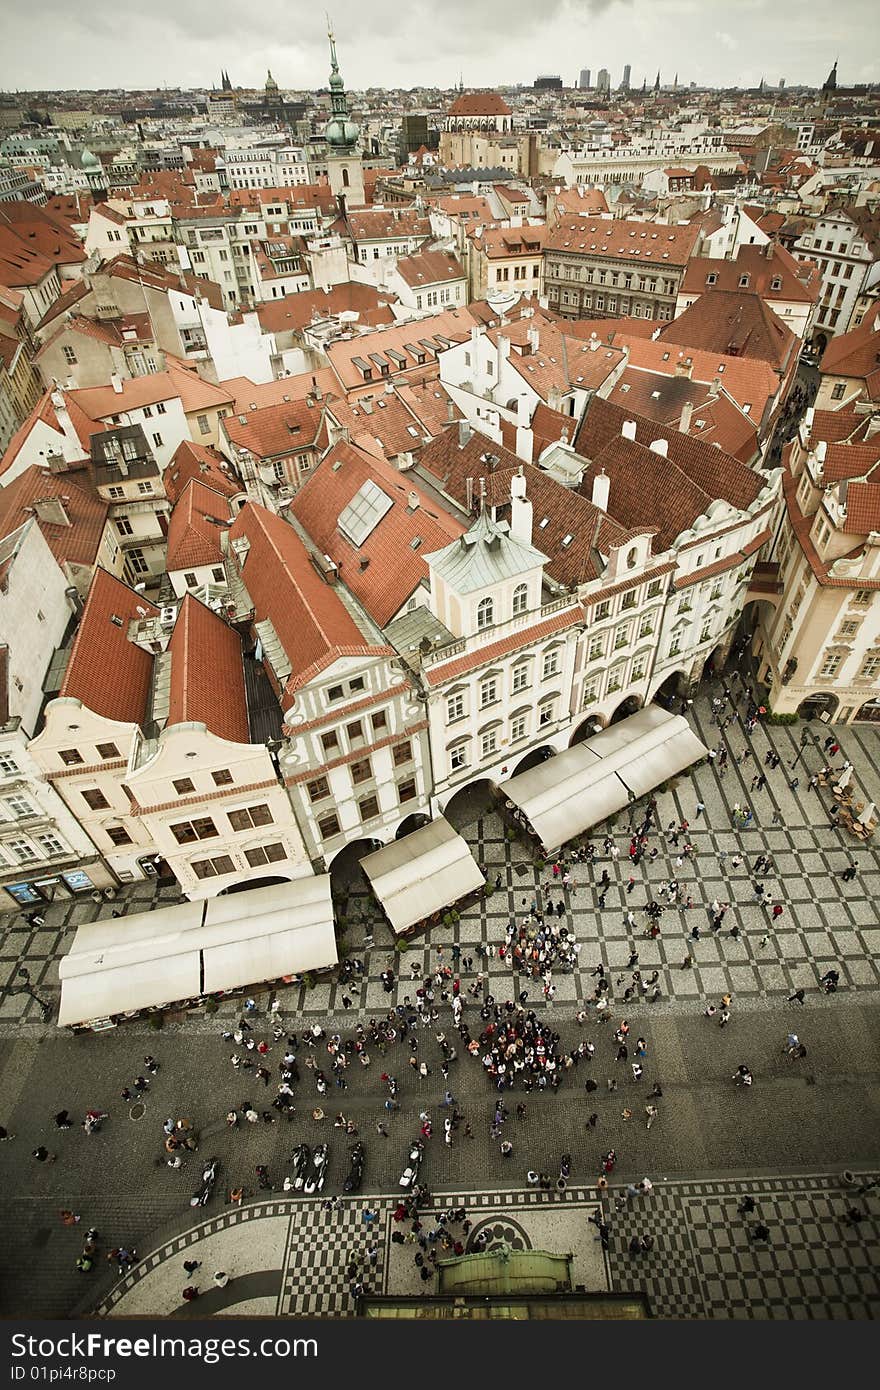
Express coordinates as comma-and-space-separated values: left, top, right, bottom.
395, 250, 466, 288
163, 439, 241, 505
220, 372, 337, 411
222, 397, 326, 459
0, 464, 109, 570
447, 92, 512, 117
166, 479, 233, 572
657, 289, 798, 371
254, 283, 396, 335
167, 594, 250, 743
60, 567, 158, 724
546, 216, 700, 266
228, 503, 390, 699
290, 440, 464, 627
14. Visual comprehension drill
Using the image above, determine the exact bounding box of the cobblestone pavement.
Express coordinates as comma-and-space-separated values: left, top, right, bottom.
1, 692, 879, 1319
86, 1173, 879, 1321
2, 695, 880, 1030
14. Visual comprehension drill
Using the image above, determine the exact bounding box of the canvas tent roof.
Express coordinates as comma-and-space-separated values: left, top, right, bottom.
360, 816, 484, 935
500, 706, 707, 852
57, 876, 336, 1027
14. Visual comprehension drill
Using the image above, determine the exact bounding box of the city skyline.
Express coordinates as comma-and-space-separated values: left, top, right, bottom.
1, 0, 876, 93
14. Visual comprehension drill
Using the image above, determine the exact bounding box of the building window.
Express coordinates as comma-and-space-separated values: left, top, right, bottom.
172, 778, 196, 795
510, 713, 528, 742
351, 758, 372, 785
480, 677, 498, 708
62, 345, 78, 364
318, 812, 341, 840
95, 743, 121, 760
0, 755, 20, 775
346, 720, 365, 747
588, 636, 604, 662
115, 516, 134, 537
6, 794, 34, 818
860, 655, 880, 679
512, 583, 528, 616
81, 788, 110, 810
106, 826, 133, 846
819, 653, 842, 677
137, 481, 153, 495
359, 794, 380, 822
621, 589, 637, 610
392, 740, 412, 767
371, 710, 388, 733
59, 748, 84, 766
838, 621, 859, 639
594, 601, 610, 621
450, 743, 468, 772
170, 816, 218, 844
637, 615, 653, 639
321, 731, 340, 755
669, 637, 681, 658
480, 729, 498, 759
243, 842, 285, 867
542, 649, 560, 679
327, 685, 345, 702
212, 769, 233, 786
853, 590, 872, 606
477, 596, 494, 630
830, 383, 846, 401
447, 693, 465, 722
192, 855, 236, 879
398, 777, 417, 803
8, 839, 38, 862
538, 702, 554, 727
512, 664, 529, 693
228, 804, 273, 831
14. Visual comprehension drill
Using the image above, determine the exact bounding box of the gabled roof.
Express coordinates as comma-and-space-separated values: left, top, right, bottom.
228, 503, 391, 699
545, 216, 700, 266
603, 367, 759, 463
222, 396, 326, 459
220, 371, 337, 411
67, 362, 234, 421
290, 440, 464, 627
325, 307, 478, 393
167, 594, 250, 744
60, 567, 158, 725
485, 316, 625, 399
679, 243, 821, 304
574, 396, 764, 546
344, 209, 431, 243
395, 250, 466, 289
0, 464, 109, 570
820, 319, 880, 399
254, 282, 396, 335
36, 277, 91, 330
163, 439, 241, 505
447, 92, 512, 117
102, 253, 225, 312
656, 289, 797, 371
165, 479, 232, 572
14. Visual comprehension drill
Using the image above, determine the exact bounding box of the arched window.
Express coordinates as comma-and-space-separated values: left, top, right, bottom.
512, 583, 528, 617
477, 596, 494, 630
341, 167, 350, 188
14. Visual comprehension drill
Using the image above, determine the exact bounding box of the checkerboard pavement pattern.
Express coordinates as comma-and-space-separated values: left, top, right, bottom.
3, 695, 880, 1031
89, 1174, 879, 1319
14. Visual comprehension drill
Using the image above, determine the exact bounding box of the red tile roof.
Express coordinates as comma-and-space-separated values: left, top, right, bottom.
604, 367, 759, 463
325, 307, 478, 393
395, 250, 466, 289
228, 502, 391, 699
615, 333, 781, 423
657, 289, 797, 371
546, 216, 700, 266
220, 372, 337, 411
254, 283, 396, 335
68, 362, 234, 420
290, 440, 464, 627
166, 479, 233, 572
222, 397, 326, 460
680, 243, 821, 304
163, 439, 241, 505
344, 209, 431, 243
60, 567, 158, 724
167, 594, 250, 743
0, 464, 109, 570
843, 481, 880, 534
819, 320, 880, 399
447, 92, 512, 117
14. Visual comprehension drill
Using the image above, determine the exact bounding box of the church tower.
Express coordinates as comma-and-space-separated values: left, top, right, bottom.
324, 22, 365, 208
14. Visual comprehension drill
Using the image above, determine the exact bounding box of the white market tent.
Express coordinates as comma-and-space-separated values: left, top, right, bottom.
500, 705, 708, 853
57, 875, 336, 1028
360, 816, 485, 936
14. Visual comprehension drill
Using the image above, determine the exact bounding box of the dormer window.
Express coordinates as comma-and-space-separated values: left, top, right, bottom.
705, 273, 718, 285
738, 274, 750, 288
477, 596, 494, 630
770, 276, 782, 290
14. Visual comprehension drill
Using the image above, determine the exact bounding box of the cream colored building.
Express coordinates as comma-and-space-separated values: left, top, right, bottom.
753, 403, 880, 724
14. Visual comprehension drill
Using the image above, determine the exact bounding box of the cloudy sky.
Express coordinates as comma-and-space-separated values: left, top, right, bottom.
1, 0, 875, 93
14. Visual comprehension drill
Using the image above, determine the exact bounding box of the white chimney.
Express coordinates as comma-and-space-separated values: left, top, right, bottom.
592, 468, 610, 512
680, 401, 694, 435
361, 397, 373, 415
510, 469, 533, 547
815, 440, 827, 465
621, 419, 638, 442
407, 489, 420, 511
49, 388, 85, 462
458, 419, 473, 448
110, 372, 124, 394
649, 438, 669, 457
805, 406, 815, 432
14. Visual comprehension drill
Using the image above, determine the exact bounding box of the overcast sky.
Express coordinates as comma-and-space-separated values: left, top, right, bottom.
1, 0, 876, 94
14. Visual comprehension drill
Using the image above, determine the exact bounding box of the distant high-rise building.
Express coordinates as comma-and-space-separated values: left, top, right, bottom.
534, 75, 563, 91
620, 63, 631, 92
579, 69, 591, 90
779, 77, 785, 89
596, 68, 610, 97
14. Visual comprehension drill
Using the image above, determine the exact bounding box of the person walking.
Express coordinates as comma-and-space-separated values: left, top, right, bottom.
787, 988, 806, 1005
645, 1104, 658, 1130
213, 1271, 230, 1289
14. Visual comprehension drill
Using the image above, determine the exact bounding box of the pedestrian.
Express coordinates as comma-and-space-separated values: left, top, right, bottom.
695, 801, 705, 818
59, 1210, 81, 1226
213, 1271, 229, 1289
32, 1146, 56, 1163
788, 989, 806, 1005
182, 1286, 199, 1302
645, 1104, 658, 1130
772, 904, 784, 921
53, 1110, 73, 1130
